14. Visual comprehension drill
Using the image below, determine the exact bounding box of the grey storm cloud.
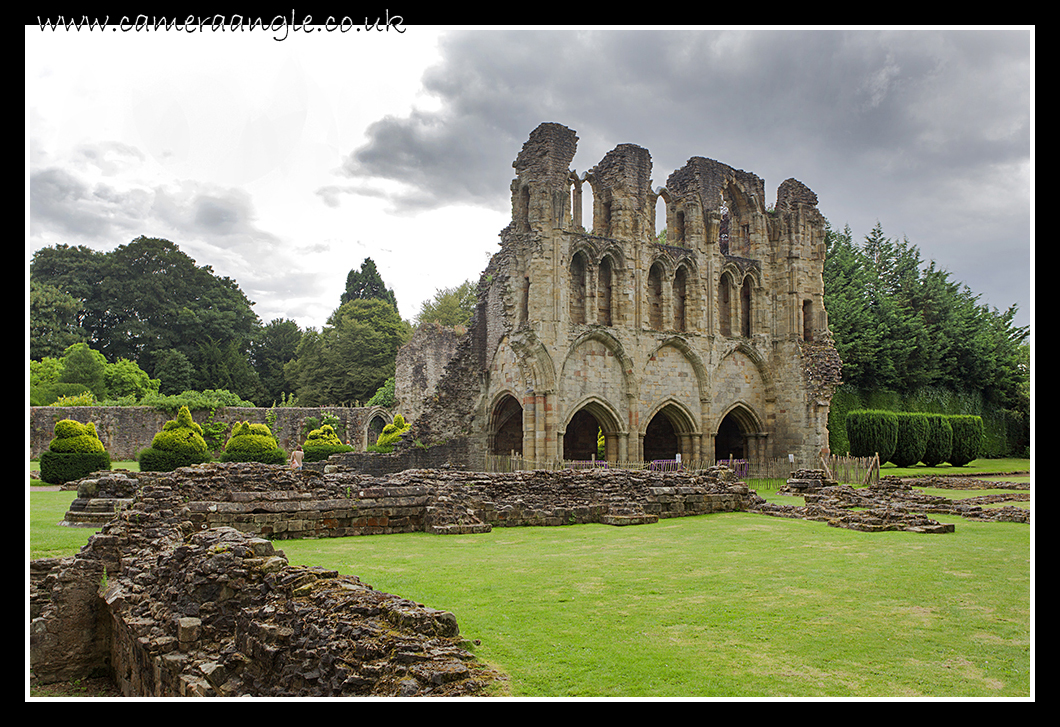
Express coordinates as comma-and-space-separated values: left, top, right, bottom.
29, 167, 144, 240
340, 28, 1029, 217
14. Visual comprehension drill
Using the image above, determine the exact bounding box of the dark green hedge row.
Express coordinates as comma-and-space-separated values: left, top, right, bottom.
303, 443, 354, 462
845, 409, 983, 466
829, 385, 1026, 458
39, 450, 111, 485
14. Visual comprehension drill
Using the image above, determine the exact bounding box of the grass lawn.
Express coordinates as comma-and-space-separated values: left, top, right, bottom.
28, 458, 1032, 698
277, 512, 1030, 697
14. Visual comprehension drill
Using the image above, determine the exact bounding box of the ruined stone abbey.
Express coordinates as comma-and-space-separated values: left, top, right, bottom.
402, 123, 842, 467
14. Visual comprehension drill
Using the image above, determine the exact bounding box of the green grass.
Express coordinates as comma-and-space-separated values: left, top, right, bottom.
276, 513, 1030, 697
880, 458, 1029, 478
29, 490, 102, 559
28, 457, 1032, 697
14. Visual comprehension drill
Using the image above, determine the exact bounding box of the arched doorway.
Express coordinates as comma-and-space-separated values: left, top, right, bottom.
563, 408, 602, 461
715, 405, 761, 462
643, 413, 680, 462
367, 414, 387, 447
715, 415, 745, 460
491, 394, 523, 456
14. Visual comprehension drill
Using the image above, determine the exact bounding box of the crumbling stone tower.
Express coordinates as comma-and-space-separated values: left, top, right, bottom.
407, 122, 841, 466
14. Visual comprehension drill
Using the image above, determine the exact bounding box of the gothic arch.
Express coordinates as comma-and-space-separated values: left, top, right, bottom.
719, 340, 778, 403
362, 406, 393, 450
509, 332, 558, 394
641, 399, 700, 463
563, 328, 636, 395
489, 391, 524, 456
646, 337, 710, 401
714, 402, 764, 461
561, 395, 626, 462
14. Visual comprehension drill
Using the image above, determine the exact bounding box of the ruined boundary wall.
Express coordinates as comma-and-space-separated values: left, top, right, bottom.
30, 472, 501, 696
29, 406, 395, 461
31, 462, 751, 695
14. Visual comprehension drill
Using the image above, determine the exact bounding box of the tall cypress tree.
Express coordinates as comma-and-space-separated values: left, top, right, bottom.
340, 258, 398, 310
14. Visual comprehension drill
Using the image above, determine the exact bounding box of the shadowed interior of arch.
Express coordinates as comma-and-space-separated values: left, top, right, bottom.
491, 395, 523, 456
716, 409, 750, 460
563, 409, 601, 460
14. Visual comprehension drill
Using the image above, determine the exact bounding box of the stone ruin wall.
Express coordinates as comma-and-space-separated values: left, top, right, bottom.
394, 323, 467, 426
29, 405, 393, 461
400, 122, 843, 470
31, 461, 755, 696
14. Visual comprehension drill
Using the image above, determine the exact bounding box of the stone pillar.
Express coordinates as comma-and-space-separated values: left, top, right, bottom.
522, 389, 536, 462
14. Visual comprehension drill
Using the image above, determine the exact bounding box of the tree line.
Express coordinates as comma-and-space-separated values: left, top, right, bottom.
30, 237, 476, 409
30, 228, 1028, 455
823, 223, 1029, 456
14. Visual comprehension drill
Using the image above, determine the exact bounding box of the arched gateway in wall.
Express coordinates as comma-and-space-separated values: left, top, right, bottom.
400, 123, 841, 468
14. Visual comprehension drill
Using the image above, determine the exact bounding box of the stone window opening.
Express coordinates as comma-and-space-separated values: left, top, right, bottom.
802, 299, 814, 341
598, 256, 614, 326
673, 266, 688, 332
741, 276, 753, 337
570, 251, 588, 325
719, 272, 734, 337
647, 262, 665, 330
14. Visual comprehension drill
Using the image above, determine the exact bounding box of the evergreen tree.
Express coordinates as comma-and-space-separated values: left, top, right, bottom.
341, 257, 398, 310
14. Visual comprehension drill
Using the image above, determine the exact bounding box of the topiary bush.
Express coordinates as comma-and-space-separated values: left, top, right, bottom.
39, 418, 111, 484
845, 409, 898, 463
920, 414, 953, 467
139, 405, 212, 472
890, 412, 930, 467
947, 415, 984, 466
219, 421, 287, 465
302, 424, 353, 462
374, 414, 411, 453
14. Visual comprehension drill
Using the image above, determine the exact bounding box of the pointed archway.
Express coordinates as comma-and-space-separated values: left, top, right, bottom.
714, 405, 762, 462
490, 394, 523, 456
563, 408, 601, 461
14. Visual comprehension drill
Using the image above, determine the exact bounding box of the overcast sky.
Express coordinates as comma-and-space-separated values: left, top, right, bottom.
26, 24, 1033, 338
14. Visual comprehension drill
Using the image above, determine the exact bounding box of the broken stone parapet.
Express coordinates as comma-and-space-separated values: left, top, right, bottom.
32, 478, 504, 696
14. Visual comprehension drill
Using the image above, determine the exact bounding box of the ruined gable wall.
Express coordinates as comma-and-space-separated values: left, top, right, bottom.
402, 123, 840, 467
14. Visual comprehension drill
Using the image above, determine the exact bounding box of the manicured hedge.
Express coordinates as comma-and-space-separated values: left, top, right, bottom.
920, 414, 953, 467
302, 424, 353, 462
845, 410, 898, 463
373, 414, 411, 453
890, 412, 930, 467
947, 415, 984, 466
39, 419, 111, 484
139, 405, 211, 472
219, 421, 286, 465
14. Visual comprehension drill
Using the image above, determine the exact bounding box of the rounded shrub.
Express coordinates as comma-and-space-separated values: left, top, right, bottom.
890, 412, 930, 467
39, 418, 111, 484
920, 414, 953, 467
219, 421, 286, 465
375, 414, 412, 453
947, 415, 984, 466
139, 405, 211, 472
845, 409, 898, 463
302, 424, 353, 462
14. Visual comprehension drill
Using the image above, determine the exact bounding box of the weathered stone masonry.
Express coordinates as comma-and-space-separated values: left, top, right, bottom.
404, 123, 843, 468
31, 461, 755, 695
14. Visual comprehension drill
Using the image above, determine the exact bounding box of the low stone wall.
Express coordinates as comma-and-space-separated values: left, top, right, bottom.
31, 473, 504, 696
61, 461, 755, 539
33, 461, 752, 695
